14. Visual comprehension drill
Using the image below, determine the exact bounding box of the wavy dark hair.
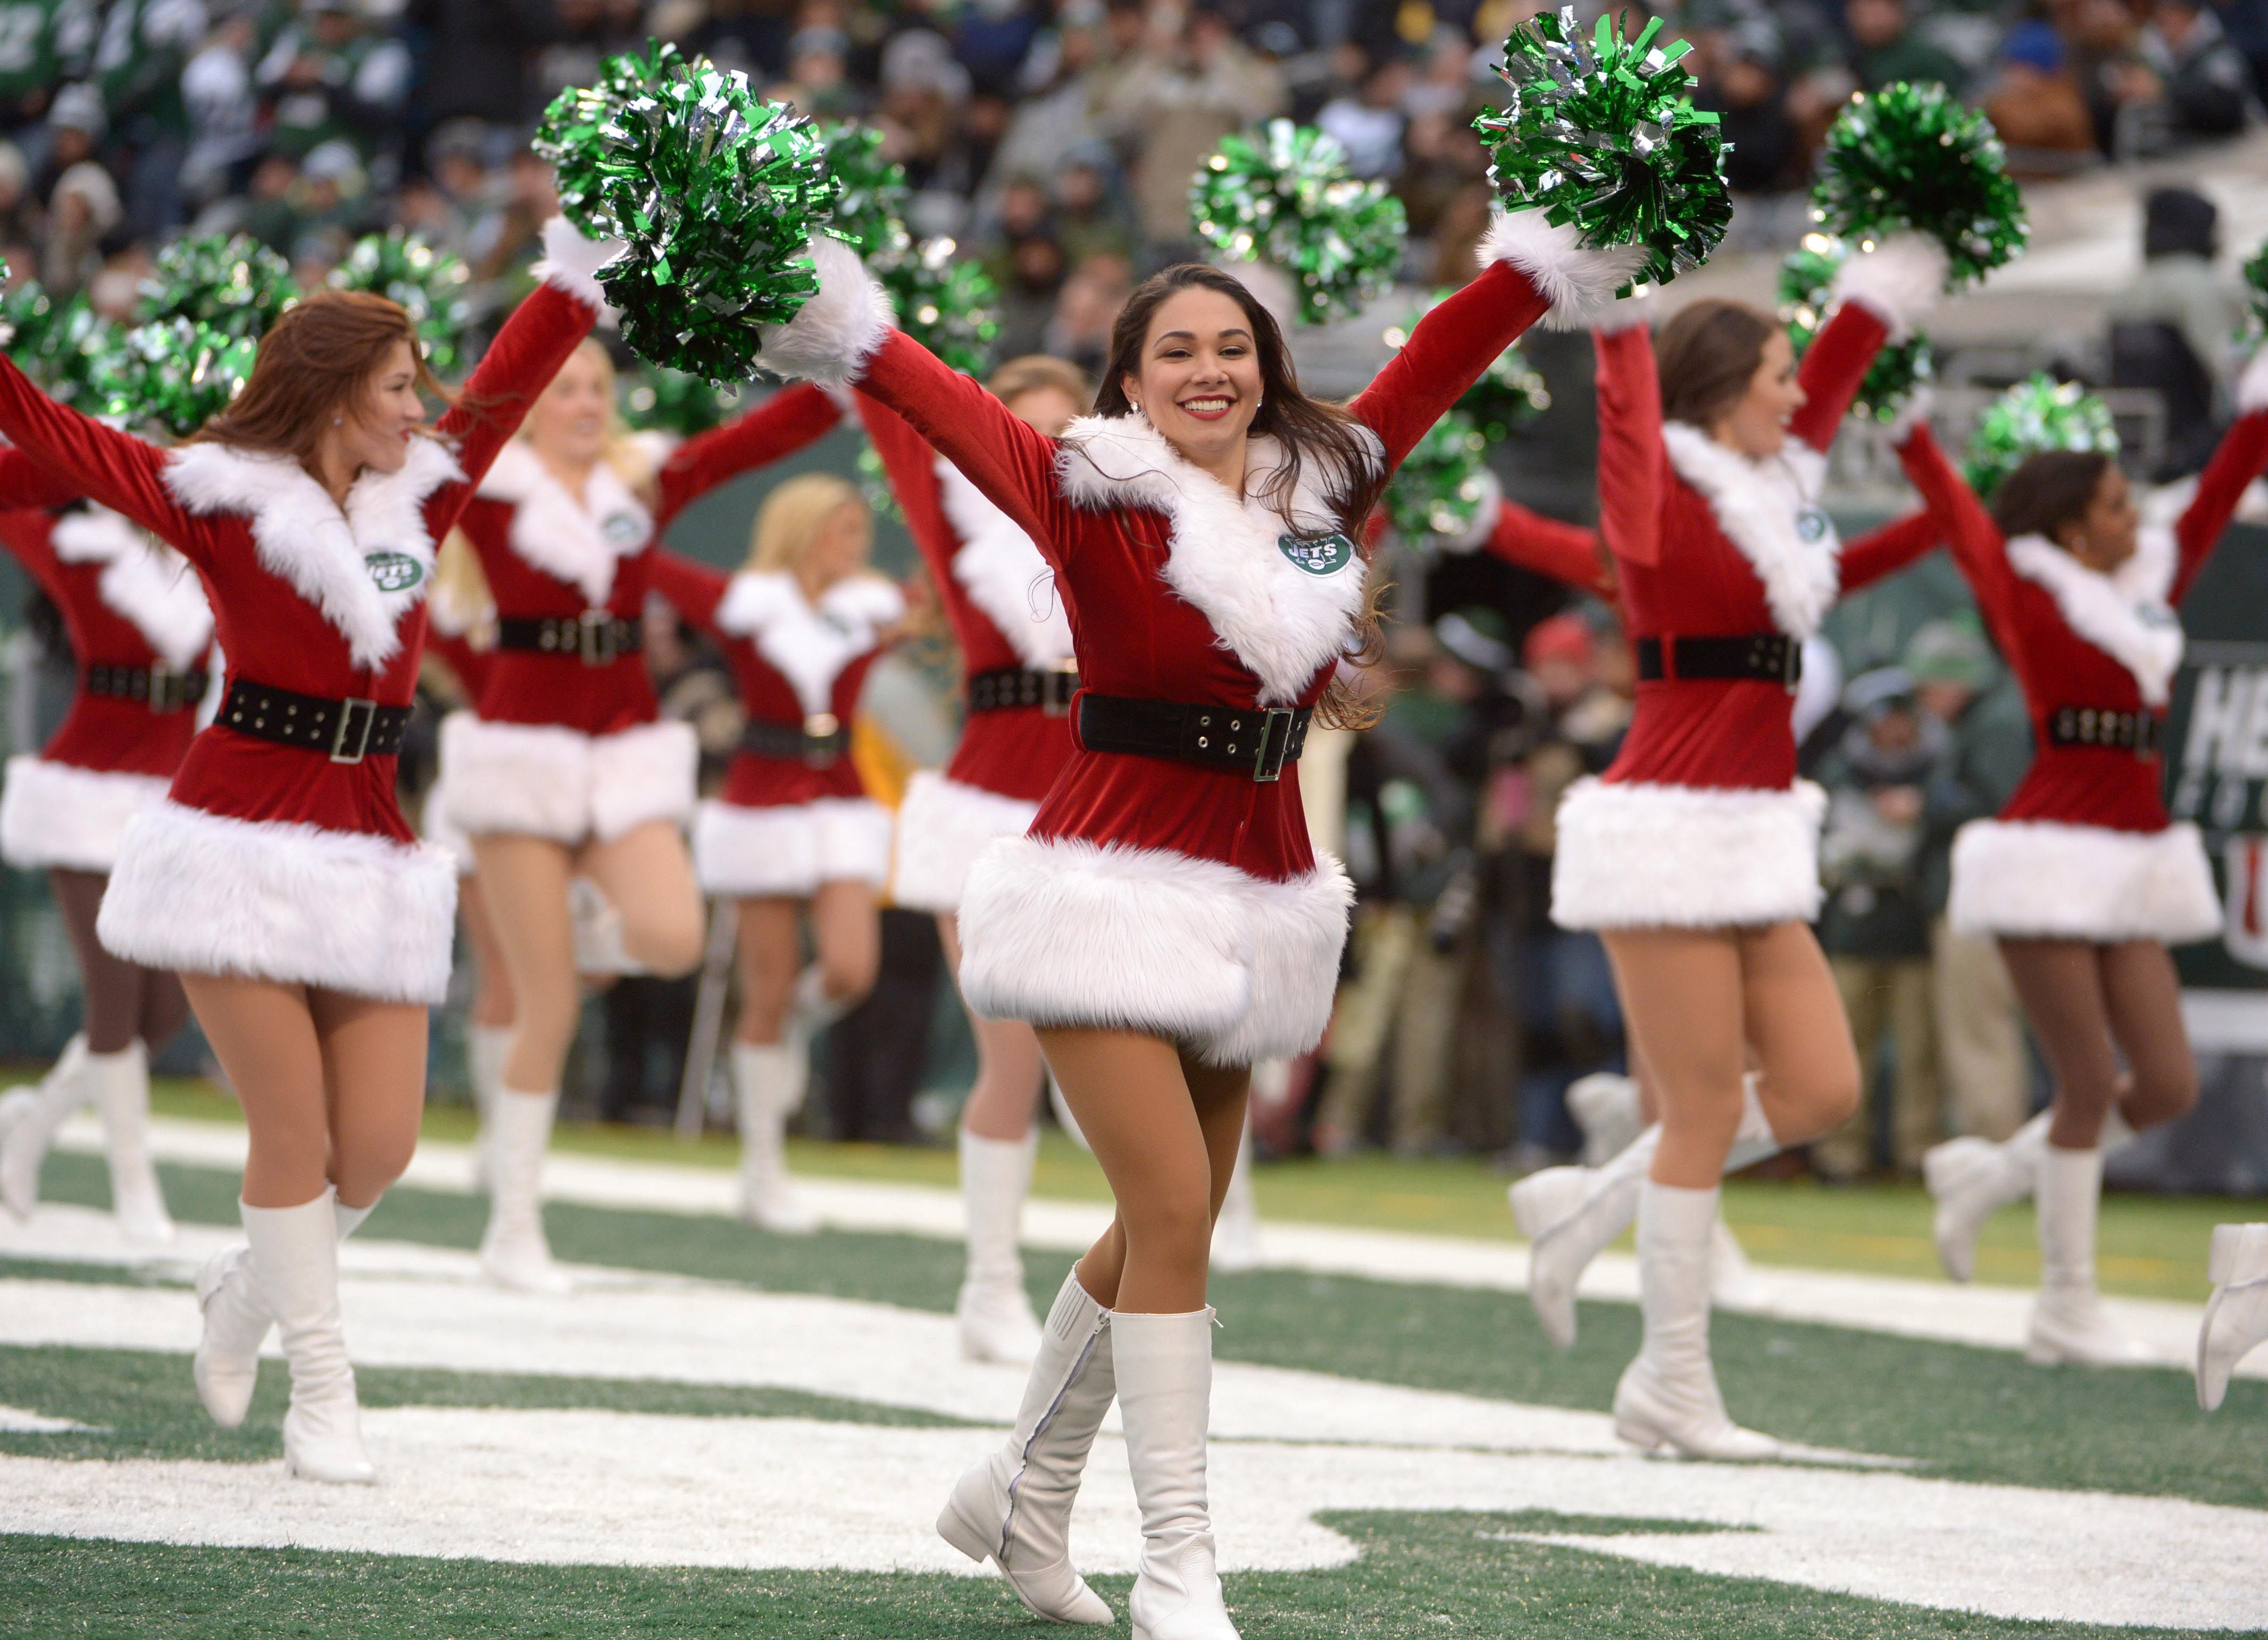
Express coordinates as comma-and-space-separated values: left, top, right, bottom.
1990, 448, 2115, 548
1085, 263, 1389, 726
1655, 298, 1780, 429
194, 290, 449, 469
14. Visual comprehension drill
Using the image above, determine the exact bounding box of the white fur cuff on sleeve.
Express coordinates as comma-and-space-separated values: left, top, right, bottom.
1828, 230, 1948, 342
532, 215, 627, 322
753, 235, 896, 388
1479, 209, 1653, 333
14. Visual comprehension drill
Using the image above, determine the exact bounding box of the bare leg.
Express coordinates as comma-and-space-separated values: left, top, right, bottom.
578, 819, 704, 978
1998, 939, 2124, 1150
939, 914, 1047, 1140
470, 835, 580, 1094
732, 897, 803, 1046
1603, 929, 1748, 1188
458, 874, 516, 1030
2097, 940, 2198, 1132
807, 878, 881, 1012
312, 989, 429, 1211
51, 868, 181, 1055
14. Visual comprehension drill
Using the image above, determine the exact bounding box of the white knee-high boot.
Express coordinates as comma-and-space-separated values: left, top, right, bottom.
2198, 1223, 2268, 1411
1512, 1076, 1777, 1348
480, 1088, 571, 1293
2027, 1145, 2153, 1366
464, 1023, 512, 1194
1612, 1181, 1781, 1460
243, 1189, 374, 1484
0, 1034, 91, 1221
196, 1194, 377, 1428
1210, 1122, 1262, 1273
86, 1040, 171, 1242
938, 1269, 1116, 1624
957, 1126, 1041, 1362
734, 1042, 816, 1234
1927, 1108, 2137, 1282
1116, 1309, 1238, 1640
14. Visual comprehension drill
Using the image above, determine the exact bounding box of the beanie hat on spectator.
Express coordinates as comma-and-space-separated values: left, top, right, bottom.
1842, 665, 1919, 721
1998, 20, 2065, 72
49, 84, 105, 140
53, 162, 122, 236
1523, 613, 1595, 673
1903, 620, 1996, 690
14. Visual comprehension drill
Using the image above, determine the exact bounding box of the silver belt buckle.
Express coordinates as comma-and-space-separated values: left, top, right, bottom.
330, 697, 377, 763
1253, 707, 1294, 782
578, 608, 615, 666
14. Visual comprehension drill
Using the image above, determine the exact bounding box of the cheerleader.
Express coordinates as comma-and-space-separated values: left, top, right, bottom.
1533, 237, 1948, 1458
746, 210, 1632, 1635
856, 355, 1085, 1360
0, 462, 204, 1239
647, 477, 904, 1232
439, 359, 846, 1289
1891, 349, 2268, 1362
0, 215, 615, 1483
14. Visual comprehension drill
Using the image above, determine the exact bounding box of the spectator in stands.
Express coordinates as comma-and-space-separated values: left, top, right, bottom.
2137, 0, 2261, 143
181, 12, 263, 210
258, 0, 414, 171
1981, 19, 2098, 174
1042, 248, 1132, 376
1318, 47, 1415, 179
1098, 0, 1285, 253
408, 0, 563, 132
1696, 24, 1806, 196
1050, 151, 1135, 270
40, 89, 118, 298
0, 143, 39, 249
1844, 0, 1970, 91
2109, 188, 2253, 471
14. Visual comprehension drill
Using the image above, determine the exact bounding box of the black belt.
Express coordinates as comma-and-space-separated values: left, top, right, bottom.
219, 680, 410, 763
968, 663, 1079, 716
2047, 706, 2162, 756
496, 612, 642, 666
83, 662, 209, 713
1636, 633, 1802, 692
740, 713, 849, 768
1075, 693, 1311, 782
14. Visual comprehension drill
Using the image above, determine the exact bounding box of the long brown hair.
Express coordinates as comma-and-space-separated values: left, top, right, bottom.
194, 290, 446, 465
1655, 298, 1779, 429
1990, 448, 2113, 547
1086, 263, 1388, 725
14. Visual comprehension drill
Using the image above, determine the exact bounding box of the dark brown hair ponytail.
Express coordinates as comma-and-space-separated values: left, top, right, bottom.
1655, 298, 1778, 429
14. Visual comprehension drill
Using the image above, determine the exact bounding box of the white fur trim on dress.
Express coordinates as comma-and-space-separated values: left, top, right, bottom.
1477, 209, 1653, 332
439, 714, 695, 843
164, 435, 461, 670
49, 507, 213, 668
889, 768, 1040, 912
0, 756, 172, 871
1550, 776, 1829, 930
1949, 818, 2220, 944
957, 836, 1353, 1065
934, 456, 1074, 664
2006, 530, 2182, 706
97, 798, 458, 1003
716, 570, 905, 715
694, 796, 892, 897
2237, 346, 2268, 415
1826, 230, 1947, 342
475, 439, 653, 606
1660, 421, 1842, 640
531, 214, 625, 318
753, 234, 895, 388
1055, 414, 1377, 704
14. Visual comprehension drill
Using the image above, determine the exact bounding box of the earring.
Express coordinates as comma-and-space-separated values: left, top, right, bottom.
331, 414, 343, 426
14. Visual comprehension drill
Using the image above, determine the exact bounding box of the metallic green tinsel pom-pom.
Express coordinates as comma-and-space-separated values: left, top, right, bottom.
1810, 82, 2027, 291
139, 235, 297, 340
1777, 233, 1932, 423
873, 237, 1001, 377
89, 318, 260, 439
619, 365, 744, 437
1964, 373, 2118, 499
2241, 237, 2267, 346
1472, 7, 1730, 290
1188, 120, 1407, 326
1387, 293, 1551, 443
328, 231, 474, 375
819, 121, 911, 262
534, 39, 689, 240
1385, 411, 1492, 544
1, 269, 115, 406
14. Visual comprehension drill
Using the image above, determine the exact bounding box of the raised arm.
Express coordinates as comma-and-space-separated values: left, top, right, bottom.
1892, 419, 2020, 649
2170, 359, 2268, 605
1837, 508, 1942, 594
1788, 234, 1945, 454
648, 547, 732, 637
0, 354, 201, 559
1591, 314, 1663, 568
654, 382, 844, 530
854, 387, 958, 589
0, 447, 84, 511
1482, 495, 1615, 597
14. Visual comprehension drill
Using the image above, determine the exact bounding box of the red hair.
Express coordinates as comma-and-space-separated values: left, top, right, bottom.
194, 290, 446, 464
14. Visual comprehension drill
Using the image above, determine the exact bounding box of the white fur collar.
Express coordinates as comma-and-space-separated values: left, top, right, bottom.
1660, 422, 1842, 640
715, 570, 905, 714
2007, 528, 2184, 706
1053, 413, 1379, 705
164, 437, 462, 670
933, 454, 1073, 667
475, 440, 652, 606
50, 505, 213, 669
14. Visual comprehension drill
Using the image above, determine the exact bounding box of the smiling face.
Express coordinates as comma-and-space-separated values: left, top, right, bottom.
1122, 285, 1265, 468
522, 344, 614, 470
2059, 462, 2141, 571
1715, 329, 1807, 460
803, 500, 873, 590
333, 338, 424, 476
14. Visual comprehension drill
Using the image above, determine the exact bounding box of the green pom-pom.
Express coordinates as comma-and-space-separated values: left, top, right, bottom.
1811, 82, 2027, 290
20, 292, 115, 405
89, 318, 259, 438
2241, 237, 2267, 346
1188, 120, 1406, 324
328, 231, 473, 374
873, 237, 1000, 376
1388, 293, 1550, 441
619, 365, 743, 436
533, 39, 691, 239
1472, 7, 1731, 289
139, 235, 297, 340
1777, 234, 1932, 423
818, 121, 910, 261
1963, 373, 2117, 499
857, 439, 902, 525
1386, 411, 1492, 543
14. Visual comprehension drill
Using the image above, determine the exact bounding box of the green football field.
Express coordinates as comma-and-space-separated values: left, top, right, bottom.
2, 1090, 2263, 1638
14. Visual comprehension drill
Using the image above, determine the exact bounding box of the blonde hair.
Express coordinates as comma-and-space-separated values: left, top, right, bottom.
746, 472, 867, 575
430, 528, 495, 642
516, 336, 656, 494
988, 354, 1090, 412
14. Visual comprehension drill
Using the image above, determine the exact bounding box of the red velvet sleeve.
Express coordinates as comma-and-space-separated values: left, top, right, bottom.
856, 329, 1079, 572
1838, 509, 1942, 594
1894, 423, 2019, 649
854, 388, 958, 589
426, 626, 494, 699
432, 282, 600, 501
0, 354, 203, 563
1346, 258, 1550, 474
1486, 497, 1612, 595
2171, 407, 2268, 606
0, 509, 60, 593
1592, 322, 1663, 568
648, 547, 732, 636
0, 447, 82, 511
654, 383, 844, 530
1788, 301, 1892, 454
